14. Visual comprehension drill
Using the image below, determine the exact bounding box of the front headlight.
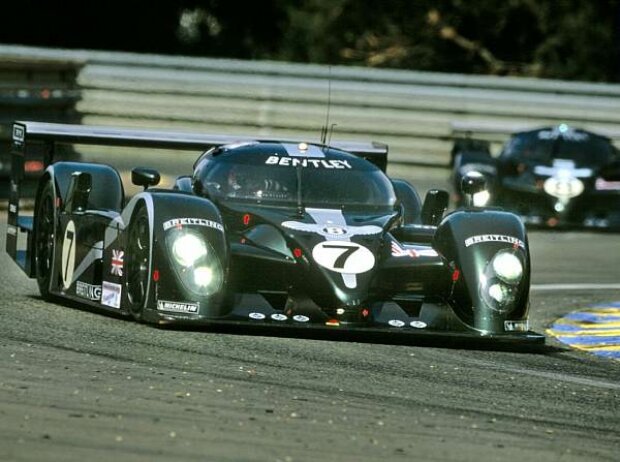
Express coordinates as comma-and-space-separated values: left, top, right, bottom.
166, 230, 223, 297
479, 249, 525, 313
193, 266, 213, 287
491, 250, 523, 284
172, 234, 207, 267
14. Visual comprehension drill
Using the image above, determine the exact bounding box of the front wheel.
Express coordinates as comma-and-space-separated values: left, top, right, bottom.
125, 205, 151, 320
34, 181, 57, 299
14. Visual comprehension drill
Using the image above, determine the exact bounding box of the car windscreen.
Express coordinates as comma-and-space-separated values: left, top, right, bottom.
199, 152, 397, 212
502, 131, 615, 167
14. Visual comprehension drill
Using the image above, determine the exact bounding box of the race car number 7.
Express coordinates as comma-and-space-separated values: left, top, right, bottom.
312, 241, 375, 274
61, 220, 77, 289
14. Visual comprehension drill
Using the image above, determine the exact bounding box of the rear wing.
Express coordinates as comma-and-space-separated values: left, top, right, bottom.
6, 121, 388, 272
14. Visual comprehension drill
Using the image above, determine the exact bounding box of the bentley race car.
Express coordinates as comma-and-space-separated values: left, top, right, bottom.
6, 121, 543, 344
451, 123, 620, 229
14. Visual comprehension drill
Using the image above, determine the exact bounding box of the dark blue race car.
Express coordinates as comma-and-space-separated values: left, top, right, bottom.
452, 124, 620, 230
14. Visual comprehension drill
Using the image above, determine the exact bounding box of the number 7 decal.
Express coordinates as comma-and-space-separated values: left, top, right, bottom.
61, 220, 77, 289
312, 241, 375, 274
321, 243, 359, 269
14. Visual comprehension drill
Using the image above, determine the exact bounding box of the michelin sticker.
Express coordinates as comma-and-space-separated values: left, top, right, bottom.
293, 315, 310, 323
464, 234, 525, 249
157, 300, 199, 314
163, 218, 224, 233
101, 281, 122, 309
271, 313, 288, 321
388, 319, 405, 328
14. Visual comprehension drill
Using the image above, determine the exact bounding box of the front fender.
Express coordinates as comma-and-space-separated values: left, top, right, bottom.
105, 191, 230, 321
433, 210, 530, 333
149, 192, 230, 319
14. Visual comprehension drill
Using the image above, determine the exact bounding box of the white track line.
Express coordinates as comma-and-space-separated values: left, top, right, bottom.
531, 283, 620, 291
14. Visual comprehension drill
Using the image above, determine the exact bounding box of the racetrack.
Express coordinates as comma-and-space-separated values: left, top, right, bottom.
1, 164, 619, 462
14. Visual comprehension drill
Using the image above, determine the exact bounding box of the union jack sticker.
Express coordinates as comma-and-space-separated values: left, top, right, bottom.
111, 249, 124, 276
391, 241, 419, 258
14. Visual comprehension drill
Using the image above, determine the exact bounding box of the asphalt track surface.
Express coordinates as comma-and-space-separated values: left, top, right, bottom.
1, 162, 620, 462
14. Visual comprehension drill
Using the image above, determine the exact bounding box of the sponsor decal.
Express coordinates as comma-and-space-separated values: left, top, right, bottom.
101, 281, 122, 309
271, 313, 288, 321
9, 204, 16, 214
265, 156, 352, 169
76, 281, 102, 301
13, 125, 25, 142
292, 315, 310, 323
249, 312, 266, 320
504, 320, 529, 332
388, 319, 405, 328
464, 234, 525, 249
61, 220, 77, 289
111, 249, 124, 276
163, 217, 224, 233
157, 300, 199, 314
410, 320, 427, 329
7, 225, 17, 236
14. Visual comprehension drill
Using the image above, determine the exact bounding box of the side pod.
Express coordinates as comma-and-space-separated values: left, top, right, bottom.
433, 210, 530, 334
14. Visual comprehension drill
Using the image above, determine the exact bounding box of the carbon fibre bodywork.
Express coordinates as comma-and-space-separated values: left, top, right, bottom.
7, 121, 543, 345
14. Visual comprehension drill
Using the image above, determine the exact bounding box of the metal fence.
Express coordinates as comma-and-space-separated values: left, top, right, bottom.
1, 44, 619, 167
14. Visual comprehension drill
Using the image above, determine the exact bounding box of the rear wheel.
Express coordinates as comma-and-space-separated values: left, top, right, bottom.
125, 205, 151, 320
34, 181, 56, 299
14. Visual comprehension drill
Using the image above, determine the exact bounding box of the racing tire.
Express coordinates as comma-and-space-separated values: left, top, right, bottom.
125, 205, 151, 321
34, 181, 57, 300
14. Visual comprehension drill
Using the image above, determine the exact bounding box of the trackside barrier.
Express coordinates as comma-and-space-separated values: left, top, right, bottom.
1, 44, 620, 168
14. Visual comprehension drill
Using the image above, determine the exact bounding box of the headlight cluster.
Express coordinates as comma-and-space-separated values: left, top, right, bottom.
480, 249, 525, 312
166, 229, 223, 297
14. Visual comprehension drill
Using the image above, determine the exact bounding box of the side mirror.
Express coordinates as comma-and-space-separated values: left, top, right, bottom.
132, 167, 160, 189
64, 171, 92, 213
461, 171, 488, 207
421, 189, 449, 226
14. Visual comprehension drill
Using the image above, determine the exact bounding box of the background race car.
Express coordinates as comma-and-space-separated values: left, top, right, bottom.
451, 124, 620, 229
7, 121, 543, 345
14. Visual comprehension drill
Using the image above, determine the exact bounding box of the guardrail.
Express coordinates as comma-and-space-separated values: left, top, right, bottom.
1, 44, 619, 168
